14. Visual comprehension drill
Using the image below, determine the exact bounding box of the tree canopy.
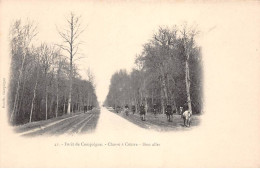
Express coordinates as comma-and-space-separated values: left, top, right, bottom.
8, 18, 98, 125
105, 25, 203, 114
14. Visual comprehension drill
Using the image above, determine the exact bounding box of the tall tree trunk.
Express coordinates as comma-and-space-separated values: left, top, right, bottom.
140, 89, 143, 105
185, 60, 192, 113
159, 67, 168, 114
183, 32, 193, 114
167, 74, 177, 113
162, 75, 168, 104
172, 79, 178, 114
67, 58, 72, 114
49, 95, 54, 118
143, 79, 148, 114
56, 86, 59, 117
172, 88, 177, 114
18, 78, 26, 116
63, 96, 66, 115
45, 86, 48, 120
77, 94, 80, 112
159, 73, 166, 114
160, 85, 165, 114
90, 95, 92, 106
29, 69, 39, 123
134, 96, 138, 113
56, 70, 60, 117
45, 71, 48, 120
10, 53, 26, 122
67, 15, 74, 114
145, 97, 148, 114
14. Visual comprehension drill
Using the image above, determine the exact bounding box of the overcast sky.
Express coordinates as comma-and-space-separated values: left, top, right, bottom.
2, 1, 259, 104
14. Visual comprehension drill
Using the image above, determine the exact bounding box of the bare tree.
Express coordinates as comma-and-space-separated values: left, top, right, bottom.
105, 25, 203, 117
9, 20, 38, 123
153, 27, 176, 107
29, 47, 41, 123
180, 23, 199, 114
57, 12, 85, 114
38, 43, 56, 120
84, 67, 96, 106
54, 50, 65, 117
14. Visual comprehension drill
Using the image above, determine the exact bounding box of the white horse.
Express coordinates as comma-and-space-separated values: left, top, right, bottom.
179, 107, 192, 127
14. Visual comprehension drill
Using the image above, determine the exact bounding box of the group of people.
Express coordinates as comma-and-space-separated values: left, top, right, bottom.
83, 105, 94, 113
122, 103, 175, 122
120, 103, 192, 126
121, 104, 146, 121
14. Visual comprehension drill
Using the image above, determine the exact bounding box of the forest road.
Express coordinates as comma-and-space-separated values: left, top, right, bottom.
15, 107, 146, 137
15, 109, 100, 136
15, 106, 198, 137
95, 107, 147, 136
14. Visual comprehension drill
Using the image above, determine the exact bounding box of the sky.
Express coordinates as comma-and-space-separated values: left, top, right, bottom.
2, 0, 259, 105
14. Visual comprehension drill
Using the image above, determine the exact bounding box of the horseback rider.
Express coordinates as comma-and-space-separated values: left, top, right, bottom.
180, 106, 192, 127
139, 103, 146, 121
125, 104, 129, 116
165, 104, 173, 122
115, 105, 121, 113
153, 104, 157, 115
131, 105, 136, 114
84, 105, 87, 113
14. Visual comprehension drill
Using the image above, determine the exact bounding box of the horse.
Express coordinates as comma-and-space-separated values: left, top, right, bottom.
124, 105, 129, 116
131, 105, 136, 114
139, 104, 146, 121
165, 105, 173, 122
179, 107, 192, 127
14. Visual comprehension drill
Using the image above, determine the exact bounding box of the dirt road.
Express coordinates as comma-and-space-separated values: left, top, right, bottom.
14, 107, 200, 137
14, 109, 100, 136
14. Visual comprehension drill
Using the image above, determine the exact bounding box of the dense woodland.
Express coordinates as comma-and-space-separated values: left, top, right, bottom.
105, 25, 203, 114
8, 15, 98, 125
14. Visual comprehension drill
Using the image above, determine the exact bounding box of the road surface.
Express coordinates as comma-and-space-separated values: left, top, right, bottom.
95, 107, 147, 135
14, 109, 100, 136
14, 107, 199, 136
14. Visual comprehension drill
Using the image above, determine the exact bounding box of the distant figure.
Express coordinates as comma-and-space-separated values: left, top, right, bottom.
139, 104, 146, 121
115, 106, 121, 113
153, 104, 158, 115
124, 105, 129, 116
73, 104, 76, 113
131, 105, 136, 114
84, 105, 87, 113
165, 104, 173, 122
179, 106, 192, 127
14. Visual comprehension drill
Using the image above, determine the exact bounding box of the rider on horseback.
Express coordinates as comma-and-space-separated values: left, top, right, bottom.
139, 103, 146, 121
153, 104, 158, 115
165, 104, 173, 122
124, 104, 129, 116
131, 105, 136, 114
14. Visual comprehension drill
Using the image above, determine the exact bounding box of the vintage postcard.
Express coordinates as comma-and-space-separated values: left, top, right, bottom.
0, 0, 260, 168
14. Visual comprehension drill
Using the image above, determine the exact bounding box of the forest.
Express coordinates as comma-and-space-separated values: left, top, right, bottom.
105, 24, 203, 115
8, 14, 98, 125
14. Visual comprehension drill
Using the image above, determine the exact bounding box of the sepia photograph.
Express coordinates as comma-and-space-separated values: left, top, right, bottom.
0, 0, 260, 168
